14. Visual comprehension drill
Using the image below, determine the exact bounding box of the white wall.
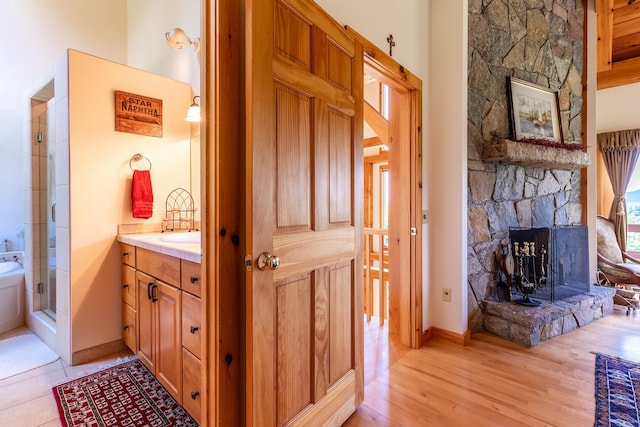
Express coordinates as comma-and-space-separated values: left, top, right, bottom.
596, 82, 640, 133
127, 0, 201, 96
429, 0, 468, 334
0, 1, 128, 251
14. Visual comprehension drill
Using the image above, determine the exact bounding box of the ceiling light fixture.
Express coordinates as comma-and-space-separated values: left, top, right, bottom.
165, 28, 200, 52
185, 96, 201, 122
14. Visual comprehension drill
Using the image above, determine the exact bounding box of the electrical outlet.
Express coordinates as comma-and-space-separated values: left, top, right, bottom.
442, 288, 452, 302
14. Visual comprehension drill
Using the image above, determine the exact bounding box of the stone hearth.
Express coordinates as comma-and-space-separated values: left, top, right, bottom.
483, 286, 615, 347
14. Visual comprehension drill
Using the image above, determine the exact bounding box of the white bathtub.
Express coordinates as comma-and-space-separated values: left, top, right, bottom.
0, 252, 24, 334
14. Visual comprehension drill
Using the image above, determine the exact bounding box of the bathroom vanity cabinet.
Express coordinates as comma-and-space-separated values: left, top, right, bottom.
118, 240, 203, 424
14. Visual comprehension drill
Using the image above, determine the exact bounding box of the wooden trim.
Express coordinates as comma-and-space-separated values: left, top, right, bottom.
420, 327, 434, 346
410, 87, 423, 349
581, 1, 588, 225
431, 327, 472, 346
71, 339, 126, 365
597, 0, 614, 73
597, 55, 640, 89
204, 0, 243, 424
345, 26, 422, 92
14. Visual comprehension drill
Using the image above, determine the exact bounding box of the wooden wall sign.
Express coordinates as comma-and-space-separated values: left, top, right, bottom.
115, 91, 163, 138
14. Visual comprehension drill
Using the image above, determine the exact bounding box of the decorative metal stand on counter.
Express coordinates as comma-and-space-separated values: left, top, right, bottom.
163, 188, 197, 232
512, 241, 545, 307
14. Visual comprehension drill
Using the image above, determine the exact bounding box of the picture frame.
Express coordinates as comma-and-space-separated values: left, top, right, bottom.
507, 77, 562, 144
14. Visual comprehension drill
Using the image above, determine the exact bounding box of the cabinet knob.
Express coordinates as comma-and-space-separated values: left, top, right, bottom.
190, 276, 199, 284
123, 325, 129, 330
190, 326, 199, 334
123, 284, 129, 289
123, 252, 129, 257
191, 391, 200, 400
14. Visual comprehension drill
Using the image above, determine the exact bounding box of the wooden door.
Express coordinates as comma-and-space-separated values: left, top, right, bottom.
136, 270, 155, 372
155, 281, 182, 402
246, 0, 364, 425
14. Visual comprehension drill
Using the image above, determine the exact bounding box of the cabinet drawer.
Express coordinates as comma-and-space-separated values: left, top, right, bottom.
182, 348, 202, 425
121, 265, 136, 308
120, 243, 136, 267
181, 260, 201, 297
137, 247, 180, 287
122, 302, 136, 352
182, 292, 202, 358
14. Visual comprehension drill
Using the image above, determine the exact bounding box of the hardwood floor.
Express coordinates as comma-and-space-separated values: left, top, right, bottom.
346, 307, 640, 426
1, 308, 638, 426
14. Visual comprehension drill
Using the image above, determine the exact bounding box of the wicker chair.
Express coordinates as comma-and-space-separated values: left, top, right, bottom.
596, 215, 640, 314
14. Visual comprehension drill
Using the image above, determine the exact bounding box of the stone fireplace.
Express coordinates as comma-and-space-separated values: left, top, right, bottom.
466, 1, 614, 346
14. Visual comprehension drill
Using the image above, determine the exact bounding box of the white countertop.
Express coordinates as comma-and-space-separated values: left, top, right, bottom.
117, 232, 202, 263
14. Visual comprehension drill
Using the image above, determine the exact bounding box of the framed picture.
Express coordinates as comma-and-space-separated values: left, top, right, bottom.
507, 77, 562, 144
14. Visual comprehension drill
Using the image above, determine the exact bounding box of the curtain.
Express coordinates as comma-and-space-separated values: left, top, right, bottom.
597, 129, 640, 252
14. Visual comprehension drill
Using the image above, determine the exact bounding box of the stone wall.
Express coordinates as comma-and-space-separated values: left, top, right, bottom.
467, 0, 585, 331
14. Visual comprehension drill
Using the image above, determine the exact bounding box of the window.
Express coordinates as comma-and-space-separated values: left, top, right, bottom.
625, 168, 640, 254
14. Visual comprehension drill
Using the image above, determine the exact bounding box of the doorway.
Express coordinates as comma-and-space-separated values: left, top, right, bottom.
354, 27, 424, 350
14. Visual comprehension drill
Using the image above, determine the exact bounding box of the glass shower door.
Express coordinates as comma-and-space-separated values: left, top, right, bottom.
34, 93, 56, 319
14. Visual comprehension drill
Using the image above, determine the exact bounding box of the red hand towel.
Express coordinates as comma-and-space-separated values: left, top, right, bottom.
132, 170, 153, 218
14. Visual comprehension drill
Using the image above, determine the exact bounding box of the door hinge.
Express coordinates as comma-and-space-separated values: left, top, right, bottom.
410, 227, 417, 236
37, 282, 44, 294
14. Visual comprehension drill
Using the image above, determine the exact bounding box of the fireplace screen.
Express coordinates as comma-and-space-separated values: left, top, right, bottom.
508, 226, 589, 303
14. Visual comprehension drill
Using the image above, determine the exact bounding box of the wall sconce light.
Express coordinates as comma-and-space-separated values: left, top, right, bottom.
165, 28, 200, 52
185, 96, 200, 122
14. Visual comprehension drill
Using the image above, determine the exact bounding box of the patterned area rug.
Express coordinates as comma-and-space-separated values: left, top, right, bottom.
595, 353, 640, 427
52, 357, 198, 426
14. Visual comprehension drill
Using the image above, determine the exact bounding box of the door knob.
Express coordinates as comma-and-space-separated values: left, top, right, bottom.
257, 252, 280, 271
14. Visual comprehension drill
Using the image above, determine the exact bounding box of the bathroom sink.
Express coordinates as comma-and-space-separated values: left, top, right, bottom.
159, 231, 200, 244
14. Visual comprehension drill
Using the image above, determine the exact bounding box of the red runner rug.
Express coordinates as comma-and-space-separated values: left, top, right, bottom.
52, 357, 198, 426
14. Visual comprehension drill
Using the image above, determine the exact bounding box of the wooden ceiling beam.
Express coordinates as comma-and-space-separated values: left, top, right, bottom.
613, 2, 640, 24
364, 136, 385, 149
613, 16, 640, 38
598, 55, 640, 89
597, 0, 614, 72
611, 32, 640, 62
364, 100, 389, 144
613, 0, 630, 10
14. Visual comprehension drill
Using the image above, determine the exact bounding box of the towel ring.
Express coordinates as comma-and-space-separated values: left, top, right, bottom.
129, 153, 152, 171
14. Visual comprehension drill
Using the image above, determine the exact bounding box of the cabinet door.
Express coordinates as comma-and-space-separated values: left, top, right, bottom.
155, 281, 182, 402
122, 302, 137, 352
120, 243, 136, 267
181, 260, 202, 297
182, 348, 202, 425
182, 292, 201, 358
136, 270, 156, 372
121, 265, 136, 308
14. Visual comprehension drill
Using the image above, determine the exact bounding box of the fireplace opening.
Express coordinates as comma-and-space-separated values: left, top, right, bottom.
507, 225, 589, 303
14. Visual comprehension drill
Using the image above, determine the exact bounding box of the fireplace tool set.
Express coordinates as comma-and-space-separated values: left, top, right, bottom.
496, 241, 547, 306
